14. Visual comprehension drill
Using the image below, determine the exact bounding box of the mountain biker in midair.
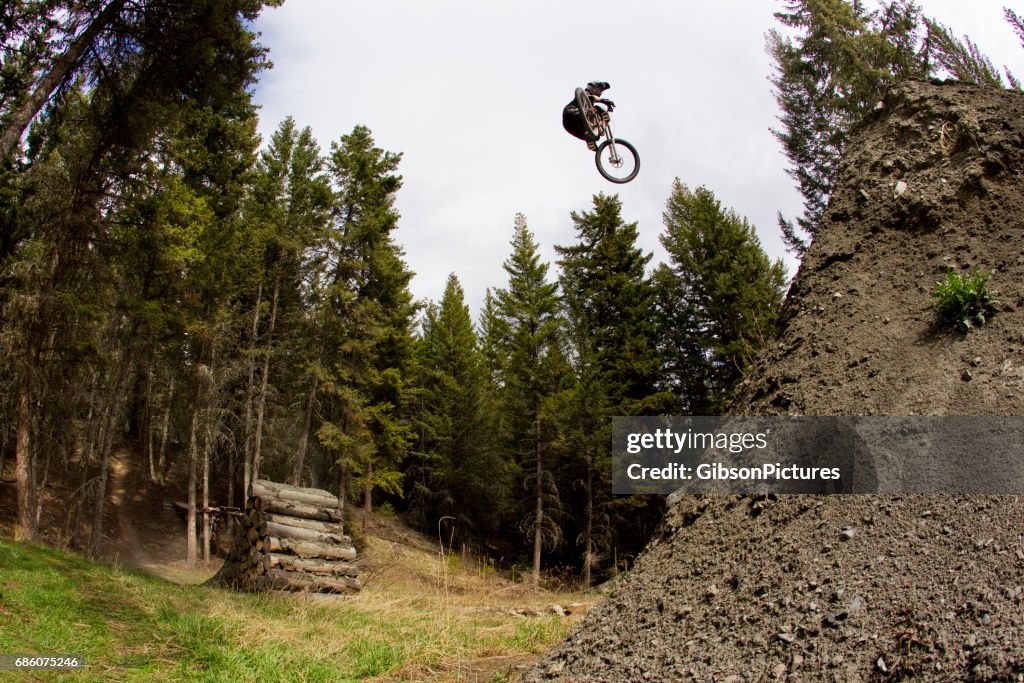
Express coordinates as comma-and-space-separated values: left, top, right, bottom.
563, 81, 615, 151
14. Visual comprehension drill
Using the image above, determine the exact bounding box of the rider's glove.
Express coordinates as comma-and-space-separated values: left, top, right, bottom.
600, 98, 616, 111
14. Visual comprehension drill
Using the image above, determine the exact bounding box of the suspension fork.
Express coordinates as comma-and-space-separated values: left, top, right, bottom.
600, 112, 621, 164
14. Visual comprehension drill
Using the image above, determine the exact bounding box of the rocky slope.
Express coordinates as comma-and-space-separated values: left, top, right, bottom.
523, 80, 1024, 682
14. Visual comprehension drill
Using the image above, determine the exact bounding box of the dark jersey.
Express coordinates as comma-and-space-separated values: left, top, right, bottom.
562, 99, 589, 140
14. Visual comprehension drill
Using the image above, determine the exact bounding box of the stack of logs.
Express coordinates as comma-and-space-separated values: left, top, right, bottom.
207, 479, 361, 593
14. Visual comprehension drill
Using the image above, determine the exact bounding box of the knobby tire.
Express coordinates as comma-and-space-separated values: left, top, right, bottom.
595, 138, 640, 184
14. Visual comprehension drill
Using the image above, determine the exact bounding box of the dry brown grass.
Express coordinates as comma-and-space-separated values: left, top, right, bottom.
194, 512, 600, 682
0, 473, 599, 682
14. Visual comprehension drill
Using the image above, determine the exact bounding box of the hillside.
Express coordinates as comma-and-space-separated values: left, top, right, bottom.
523, 79, 1024, 681
0, 450, 595, 681
0, 496, 596, 683
738, 79, 1024, 417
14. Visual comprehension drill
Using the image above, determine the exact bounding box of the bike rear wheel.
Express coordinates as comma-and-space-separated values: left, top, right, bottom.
575, 87, 602, 142
595, 138, 640, 183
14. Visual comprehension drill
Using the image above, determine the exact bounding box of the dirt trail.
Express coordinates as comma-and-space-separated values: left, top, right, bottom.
105, 450, 219, 585
523, 80, 1024, 681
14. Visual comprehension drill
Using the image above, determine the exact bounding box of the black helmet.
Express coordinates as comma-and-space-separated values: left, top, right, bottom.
586, 81, 610, 95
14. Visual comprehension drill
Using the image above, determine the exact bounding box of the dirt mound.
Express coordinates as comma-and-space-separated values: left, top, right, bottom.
523, 80, 1024, 681
737, 79, 1024, 417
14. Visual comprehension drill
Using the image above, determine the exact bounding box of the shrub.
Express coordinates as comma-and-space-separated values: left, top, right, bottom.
931, 268, 997, 332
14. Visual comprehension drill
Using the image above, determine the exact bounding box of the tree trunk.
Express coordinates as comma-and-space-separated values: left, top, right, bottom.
144, 365, 155, 481
266, 536, 356, 561
363, 461, 373, 513
292, 320, 327, 487
202, 422, 211, 565
0, 0, 126, 159
34, 446, 53, 533
267, 569, 361, 594
90, 350, 133, 559
581, 451, 593, 589
263, 512, 341, 533
242, 281, 262, 498
256, 496, 342, 523
14, 380, 38, 542
532, 416, 543, 592
253, 269, 281, 485
227, 449, 235, 510
186, 401, 199, 566
267, 554, 359, 576
262, 520, 346, 545
156, 378, 173, 485
251, 479, 338, 508
337, 463, 348, 536
13, 234, 66, 543
0, 424, 7, 484
291, 372, 319, 486
88, 399, 113, 558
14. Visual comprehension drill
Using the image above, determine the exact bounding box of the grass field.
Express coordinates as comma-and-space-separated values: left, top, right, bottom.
0, 536, 591, 682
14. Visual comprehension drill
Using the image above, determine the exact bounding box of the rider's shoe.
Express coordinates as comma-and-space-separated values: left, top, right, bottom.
586, 140, 597, 151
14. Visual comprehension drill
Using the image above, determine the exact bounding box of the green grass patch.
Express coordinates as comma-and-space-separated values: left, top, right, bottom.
0, 540, 577, 681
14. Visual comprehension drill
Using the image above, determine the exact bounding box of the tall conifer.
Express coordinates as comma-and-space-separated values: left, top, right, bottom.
409, 274, 505, 542
315, 126, 416, 514
656, 181, 786, 413
555, 193, 668, 586
243, 117, 332, 492
493, 214, 566, 590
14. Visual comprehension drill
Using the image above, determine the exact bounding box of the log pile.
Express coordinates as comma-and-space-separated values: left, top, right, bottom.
206, 479, 360, 593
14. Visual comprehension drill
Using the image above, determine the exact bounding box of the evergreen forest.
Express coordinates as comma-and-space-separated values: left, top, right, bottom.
2, 0, 1018, 589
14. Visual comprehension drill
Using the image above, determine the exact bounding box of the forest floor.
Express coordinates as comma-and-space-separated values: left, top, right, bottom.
0, 449, 601, 682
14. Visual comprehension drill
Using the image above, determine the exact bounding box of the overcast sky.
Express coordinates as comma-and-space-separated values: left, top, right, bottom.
251, 1, 1023, 317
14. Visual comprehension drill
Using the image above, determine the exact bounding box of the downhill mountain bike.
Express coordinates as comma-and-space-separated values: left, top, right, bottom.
575, 87, 640, 184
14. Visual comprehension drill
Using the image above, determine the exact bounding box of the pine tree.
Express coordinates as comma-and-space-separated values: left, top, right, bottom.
493, 214, 567, 590
1, 0, 279, 161
0, 0, 273, 546
156, 101, 260, 566
555, 193, 669, 587
315, 125, 417, 515
408, 273, 506, 542
923, 18, 1018, 87
656, 180, 787, 413
478, 288, 509, 387
242, 117, 332, 493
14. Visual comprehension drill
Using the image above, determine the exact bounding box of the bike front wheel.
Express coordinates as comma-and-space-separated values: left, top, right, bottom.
595, 138, 640, 184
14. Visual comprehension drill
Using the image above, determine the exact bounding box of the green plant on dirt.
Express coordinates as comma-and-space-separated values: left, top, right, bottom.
931, 268, 997, 333
444, 552, 463, 573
